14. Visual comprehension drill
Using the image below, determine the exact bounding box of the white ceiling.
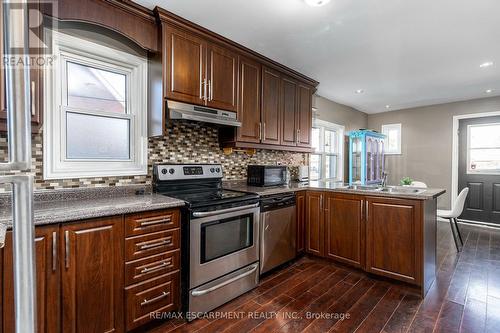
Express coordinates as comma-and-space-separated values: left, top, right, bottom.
134, 0, 500, 114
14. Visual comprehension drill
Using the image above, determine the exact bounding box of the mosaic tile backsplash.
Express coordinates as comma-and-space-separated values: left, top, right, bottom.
0, 121, 307, 192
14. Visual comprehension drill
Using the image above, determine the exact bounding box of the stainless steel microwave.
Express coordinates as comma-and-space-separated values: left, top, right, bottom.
247, 165, 287, 187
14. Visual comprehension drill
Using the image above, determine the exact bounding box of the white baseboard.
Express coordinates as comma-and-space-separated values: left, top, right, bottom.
437, 217, 500, 230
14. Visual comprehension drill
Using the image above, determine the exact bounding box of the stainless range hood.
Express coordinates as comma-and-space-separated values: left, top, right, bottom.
168, 100, 241, 127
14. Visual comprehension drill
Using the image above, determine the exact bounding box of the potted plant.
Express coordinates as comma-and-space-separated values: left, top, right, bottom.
400, 177, 413, 186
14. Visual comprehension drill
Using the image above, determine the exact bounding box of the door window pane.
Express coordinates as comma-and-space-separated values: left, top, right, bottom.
469, 124, 500, 148
67, 62, 126, 113
325, 155, 337, 180
469, 148, 500, 172
66, 112, 130, 160
312, 128, 320, 152
310, 154, 321, 180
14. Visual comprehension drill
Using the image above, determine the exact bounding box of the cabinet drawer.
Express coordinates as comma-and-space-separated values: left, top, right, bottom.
125, 250, 180, 286
125, 229, 180, 261
125, 209, 180, 237
125, 273, 179, 331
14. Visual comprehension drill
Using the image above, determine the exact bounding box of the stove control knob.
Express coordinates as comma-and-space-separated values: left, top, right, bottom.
169, 168, 175, 174
210, 168, 215, 173
161, 169, 168, 175
216, 167, 221, 173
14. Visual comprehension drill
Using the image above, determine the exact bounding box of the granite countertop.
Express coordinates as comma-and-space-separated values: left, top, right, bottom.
0, 186, 185, 228
223, 180, 446, 200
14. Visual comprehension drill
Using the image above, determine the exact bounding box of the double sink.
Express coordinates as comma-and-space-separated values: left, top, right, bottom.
341, 184, 427, 195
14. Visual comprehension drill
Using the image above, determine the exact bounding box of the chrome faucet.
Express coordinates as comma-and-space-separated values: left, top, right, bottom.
381, 172, 388, 187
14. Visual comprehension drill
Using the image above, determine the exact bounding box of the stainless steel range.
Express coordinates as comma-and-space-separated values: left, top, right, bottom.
153, 164, 260, 318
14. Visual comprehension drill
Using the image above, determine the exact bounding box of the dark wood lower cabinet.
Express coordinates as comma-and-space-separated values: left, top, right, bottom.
296, 191, 305, 254
324, 193, 365, 268
365, 197, 422, 285
2, 225, 60, 333
61, 217, 124, 333
305, 191, 324, 256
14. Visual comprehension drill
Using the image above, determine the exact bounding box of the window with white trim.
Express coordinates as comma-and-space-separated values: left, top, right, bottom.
382, 123, 402, 155
467, 123, 500, 174
310, 120, 344, 181
44, 30, 148, 179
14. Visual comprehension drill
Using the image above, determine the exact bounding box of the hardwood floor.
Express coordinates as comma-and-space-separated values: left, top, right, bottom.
150, 222, 500, 333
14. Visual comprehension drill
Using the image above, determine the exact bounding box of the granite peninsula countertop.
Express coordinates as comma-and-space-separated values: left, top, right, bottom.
223, 180, 446, 200
0, 186, 185, 228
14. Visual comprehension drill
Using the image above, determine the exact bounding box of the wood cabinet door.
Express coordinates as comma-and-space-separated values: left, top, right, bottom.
3, 225, 60, 333
236, 56, 261, 143
261, 67, 281, 145
206, 42, 238, 112
305, 191, 324, 256
281, 76, 297, 146
296, 191, 306, 253
366, 197, 422, 285
61, 217, 124, 333
296, 84, 312, 147
324, 193, 365, 268
164, 24, 206, 105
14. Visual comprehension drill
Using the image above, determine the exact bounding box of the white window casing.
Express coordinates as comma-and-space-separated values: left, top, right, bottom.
44, 30, 148, 179
381, 123, 402, 155
310, 119, 345, 181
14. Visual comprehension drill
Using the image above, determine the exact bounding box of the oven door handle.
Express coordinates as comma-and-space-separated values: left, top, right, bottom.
190, 263, 259, 297
192, 203, 259, 218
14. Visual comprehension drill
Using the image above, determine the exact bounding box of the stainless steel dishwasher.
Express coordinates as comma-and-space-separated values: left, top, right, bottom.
260, 193, 297, 274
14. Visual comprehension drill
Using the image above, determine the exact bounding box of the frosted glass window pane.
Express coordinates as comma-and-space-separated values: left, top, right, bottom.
67, 62, 126, 113
66, 112, 130, 160
310, 154, 321, 180
469, 124, 500, 149
312, 128, 321, 152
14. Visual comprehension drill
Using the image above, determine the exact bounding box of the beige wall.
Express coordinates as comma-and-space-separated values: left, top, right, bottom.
367, 96, 500, 209
314, 95, 368, 182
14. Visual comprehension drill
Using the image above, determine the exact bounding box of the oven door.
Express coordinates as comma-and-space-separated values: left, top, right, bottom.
190, 203, 259, 289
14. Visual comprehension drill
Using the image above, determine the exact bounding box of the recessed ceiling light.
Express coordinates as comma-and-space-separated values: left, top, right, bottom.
304, 0, 331, 7
355, 89, 364, 94
480, 62, 494, 68
486, 89, 494, 94
385, 105, 391, 109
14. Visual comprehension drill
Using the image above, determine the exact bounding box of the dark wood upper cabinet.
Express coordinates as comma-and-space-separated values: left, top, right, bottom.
365, 197, 422, 285
61, 216, 124, 333
297, 83, 312, 147
164, 25, 206, 105
324, 193, 365, 268
296, 191, 306, 254
261, 67, 281, 145
305, 191, 324, 256
281, 76, 298, 146
3, 225, 60, 333
236, 56, 261, 143
206, 43, 238, 112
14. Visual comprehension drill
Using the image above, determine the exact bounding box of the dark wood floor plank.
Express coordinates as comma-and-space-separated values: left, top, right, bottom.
302, 278, 375, 333
487, 263, 500, 299
381, 293, 422, 333
200, 300, 261, 333
446, 262, 473, 305
460, 298, 486, 333
285, 265, 337, 299
355, 287, 405, 333
224, 294, 293, 333
307, 268, 350, 297
434, 300, 464, 333
331, 282, 390, 332
486, 296, 500, 333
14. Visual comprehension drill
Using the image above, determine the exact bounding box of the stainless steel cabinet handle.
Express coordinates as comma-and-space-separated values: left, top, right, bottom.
140, 259, 172, 274
263, 123, 266, 141
320, 194, 323, 210
139, 237, 172, 250
297, 129, 301, 143
199, 78, 203, 100
138, 217, 171, 227
64, 231, 70, 269
191, 263, 258, 297
296, 129, 299, 143
259, 123, 262, 141
30, 81, 36, 116
192, 202, 259, 218
52, 231, 57, 272
203, 79, 208, 101
365, 201, 369, 221
141, 291, 170, 307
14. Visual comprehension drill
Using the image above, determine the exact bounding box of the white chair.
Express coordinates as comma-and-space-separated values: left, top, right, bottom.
410, 181, 428, 188
437, 188, 469, 251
